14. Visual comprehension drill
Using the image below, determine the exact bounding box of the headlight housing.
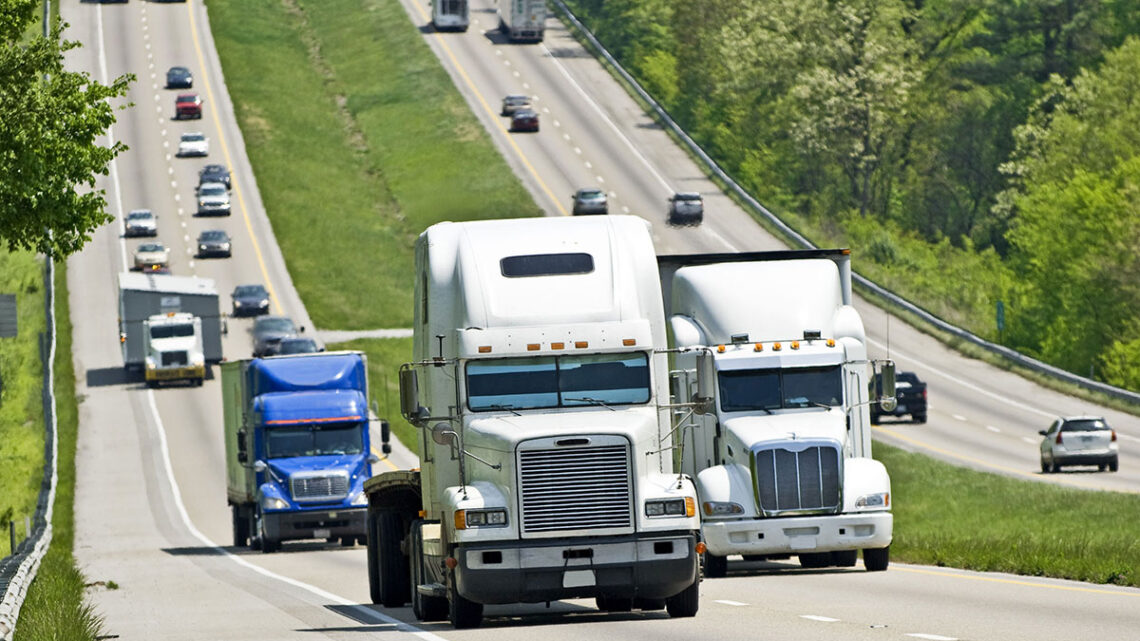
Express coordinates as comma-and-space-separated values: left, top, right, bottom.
702, 501, 744, 517
855, 492, 890, 509
645, 497, 695, 518
261, 495, 290, 511
454, 509, 508, 530
350, 492, 368, 506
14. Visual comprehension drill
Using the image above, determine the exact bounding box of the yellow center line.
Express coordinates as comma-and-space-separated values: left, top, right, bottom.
186, 0, 284, 314
407, 2, 568, 216
895, 565, 1140, 598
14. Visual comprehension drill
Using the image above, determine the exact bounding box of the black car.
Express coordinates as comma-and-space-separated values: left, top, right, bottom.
196, 229, 232, 258
166, 66, 193, 89
871, 371, 928, 424
198, 164, 232, 190
276, 337, 322, 355
510, 109, 540, 132
252, 316, 300, 357
231, 284, 270, 317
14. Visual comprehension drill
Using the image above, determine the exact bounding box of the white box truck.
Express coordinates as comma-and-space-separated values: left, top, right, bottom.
118, 272, 222, 385
499, 0, 545, 42
364, 216, 702, 628
659, 249, 896, 575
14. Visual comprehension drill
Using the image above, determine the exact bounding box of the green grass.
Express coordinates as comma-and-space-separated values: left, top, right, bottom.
207, 0, 540, 329
13, 263, 104, 641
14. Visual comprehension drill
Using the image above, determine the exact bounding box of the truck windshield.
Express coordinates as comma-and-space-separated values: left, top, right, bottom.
265, 422, 364, 458
718, 366, 842, 412
150, 323, 195, 339
466, 353, 650, 411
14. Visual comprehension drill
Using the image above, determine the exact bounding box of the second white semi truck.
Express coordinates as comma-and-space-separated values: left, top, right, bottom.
499, 0, 545, 42
364, 216, 702, 628
659, 249, 896, 575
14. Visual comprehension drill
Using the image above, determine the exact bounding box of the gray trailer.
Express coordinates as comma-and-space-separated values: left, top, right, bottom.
500, 0, 545, 42
118, 272, 223, 368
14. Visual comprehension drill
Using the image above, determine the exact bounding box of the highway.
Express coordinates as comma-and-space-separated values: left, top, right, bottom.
61, 1, 1138, 640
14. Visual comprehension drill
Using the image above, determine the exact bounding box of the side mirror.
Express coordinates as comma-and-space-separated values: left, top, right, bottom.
877, 361, 898, 412
1038, 429, 1048, 437
253, 460, 268, 473
400, 367, 427, 426
380, 419, 392, 455
693, 350, 716, 415
236, 429, 248, 463
431, 422, 458, 446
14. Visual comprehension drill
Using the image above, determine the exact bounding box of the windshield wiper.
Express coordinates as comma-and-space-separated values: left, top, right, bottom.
487, 404, 521, 416
564, 397, 616, 411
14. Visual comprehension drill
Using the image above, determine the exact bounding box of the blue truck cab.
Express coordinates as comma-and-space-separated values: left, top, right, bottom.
223, 351, 379, 552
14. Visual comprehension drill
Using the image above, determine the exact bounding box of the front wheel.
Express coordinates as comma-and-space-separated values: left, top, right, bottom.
863, 546, 890, 572
703, 551, 728, 578
231, 505, 249, 548
799, 552, 831, 569
665, 579, 699, 618
448, 573, 483, 629
376, 510, 410, 607
831, 550, 858, 567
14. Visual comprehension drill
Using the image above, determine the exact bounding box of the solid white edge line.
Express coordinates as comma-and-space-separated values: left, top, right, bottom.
800, 615, 840, 622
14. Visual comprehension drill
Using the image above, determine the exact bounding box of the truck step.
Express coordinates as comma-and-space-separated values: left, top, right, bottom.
416, 582, 447, 598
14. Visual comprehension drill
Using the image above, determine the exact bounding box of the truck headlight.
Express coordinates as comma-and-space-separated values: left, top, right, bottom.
855, 492, 890, 509
261, 496, 290, 511
645, 497, 695, 518
702, 501, 744, 516
350, 492, 368, 506
454, 509, 508, 530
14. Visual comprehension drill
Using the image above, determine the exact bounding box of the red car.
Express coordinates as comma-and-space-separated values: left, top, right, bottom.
175, 93, 203, 119
509, 108, 539, 132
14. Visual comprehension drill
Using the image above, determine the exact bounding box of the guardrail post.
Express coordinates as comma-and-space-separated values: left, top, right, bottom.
7, 523, 12, 557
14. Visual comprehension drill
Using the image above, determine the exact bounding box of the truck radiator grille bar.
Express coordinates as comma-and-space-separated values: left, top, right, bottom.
291, 472, 350, 503
161, 351, 188, 366
518, 444, 632, 532
754, 445, 841, 515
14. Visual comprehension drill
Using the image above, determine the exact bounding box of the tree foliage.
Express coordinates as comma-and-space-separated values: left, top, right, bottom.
0, 0, 131, 257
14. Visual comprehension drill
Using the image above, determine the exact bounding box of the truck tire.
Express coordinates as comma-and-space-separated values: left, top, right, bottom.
595, 595, 633, 612
912, 413, 927, 424
376, 510, 410, 607
367, 512, 382, 604
799, 552, 831, 569
703, 551, 728, 578
411, 523, 447, 621
1109, 457, 1119, 472
665, 579, 699, 618
231, 505, 249, 548
863, 546, 890, 572
831, 550, 858, 567
448, 573, 483, 629
255, 507, 279, 553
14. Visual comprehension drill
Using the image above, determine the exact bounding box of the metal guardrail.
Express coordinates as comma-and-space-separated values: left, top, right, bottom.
550, 0, 1140, 406
0, 256, 59, 640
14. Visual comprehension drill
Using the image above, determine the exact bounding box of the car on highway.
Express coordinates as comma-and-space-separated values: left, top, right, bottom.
132, 242, 170, 271
175, 92, 203, 119
231, 284, 270, 317
196, 182, 231, 216
509, 108, 539, 132
871, 370, 928, 424
196, 229, 232, 258
1039, 416, 1119, 473
177, 132, 209, 157
667, 192, 704, 225
124, 209, 158, 237
252, 315, 301, 357
275, 336, 323, 355
501, 94, 532, 116
571, 188, 608, 215
165, 66, 193, 89
198, 163, 231, 190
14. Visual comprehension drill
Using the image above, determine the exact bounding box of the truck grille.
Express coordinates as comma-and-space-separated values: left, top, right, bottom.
518, 441, 632, 533
161, 351, 188, 366
753, 444, 841, 516
290, 472, 350, 503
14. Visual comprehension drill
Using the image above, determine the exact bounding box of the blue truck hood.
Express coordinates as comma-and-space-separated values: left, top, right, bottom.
255, 389, 367, 424
268, 453, 366, 477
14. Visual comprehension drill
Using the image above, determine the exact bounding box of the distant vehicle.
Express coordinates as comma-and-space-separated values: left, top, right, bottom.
500, 94, 531, 116
509, 108, 539, 132
231, 284, 270, 317
571, 188, 608, 215
177, 132, 209, 157
118, 272, 222, 384
196, 182, 231, 216
175, 92, 203, 119
124, 209, 158, 237
432, 0, 469, 31
667, 192, 703, 226
198, 164, 232, 190
499, 0, 545, 42
252, 315, 301, 357
165, 66, 193, 89
870, 371, 928, 424
1040, 416, 1119, 473
196, 229, 232, 258
133, 242, 170, 271
275, 337, 322, 355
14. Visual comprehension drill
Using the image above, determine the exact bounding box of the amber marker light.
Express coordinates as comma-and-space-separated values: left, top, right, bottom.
685, 497, 696, 517
827, 339, 836, 347
454, 510, 467, 530
575, 341, 589, 349
717, 345, 726, 353
695, 542, 707, 555
478, 346, 492, 353
527, 343, 540, 351
791, 340, 800, 350
623, 338, 636, 346
551, 342, 565, 350
773, 342, 782, 351
753, 343, 763, 352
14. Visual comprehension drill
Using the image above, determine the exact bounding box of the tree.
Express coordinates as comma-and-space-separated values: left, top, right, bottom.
0, 0, 132, 257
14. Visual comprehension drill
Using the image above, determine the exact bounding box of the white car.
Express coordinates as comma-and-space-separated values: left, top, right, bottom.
1039, 416, 1119, 473
196, 182, 232, 216
133, 242, 171, 271
124, 209, 158, 237
177, 132, 209, 157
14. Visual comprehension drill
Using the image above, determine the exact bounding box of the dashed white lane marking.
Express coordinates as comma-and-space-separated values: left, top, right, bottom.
596, 176, 604, 183
573, 147, 581, 154
1022, 436, 1038, 444
952, 414, 967, 422
801, 615, 840, 622
986, 425, 1001, 433
621, 206, 630, 213
522, 82, 529, 89
716, 600, 748, 607
584, 161, 591, 169
906, 634, 957, 641
1119, 433, 1140, 443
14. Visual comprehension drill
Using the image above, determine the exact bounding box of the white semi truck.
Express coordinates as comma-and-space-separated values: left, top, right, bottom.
432, 0, 469, 31
499, 0, 545, 42
118, 272, 222, 386
140, 312, 206, 386
364, 216, 702, 628
659, 249, 896, 575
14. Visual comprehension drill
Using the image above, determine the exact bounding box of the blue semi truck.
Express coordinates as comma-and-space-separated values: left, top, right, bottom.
222, 351, 384, 552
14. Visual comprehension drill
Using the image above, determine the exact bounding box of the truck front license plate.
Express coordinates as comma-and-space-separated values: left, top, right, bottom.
563, 570, 596, 588
314, 528, 331, 539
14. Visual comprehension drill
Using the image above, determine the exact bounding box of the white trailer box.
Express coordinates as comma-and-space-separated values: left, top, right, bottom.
499, 0, 545, 42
